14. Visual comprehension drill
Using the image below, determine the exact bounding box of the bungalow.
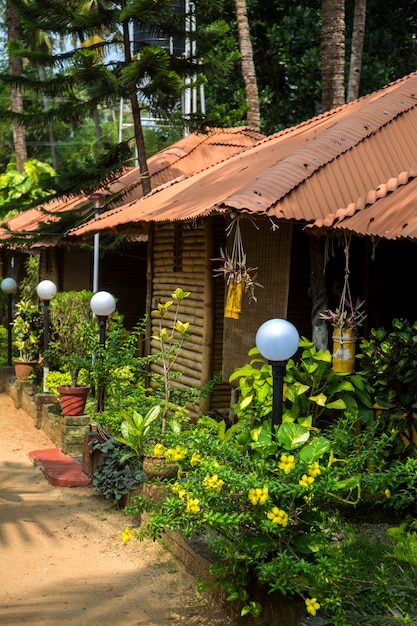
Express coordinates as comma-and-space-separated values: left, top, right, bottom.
70, 72, 417, 416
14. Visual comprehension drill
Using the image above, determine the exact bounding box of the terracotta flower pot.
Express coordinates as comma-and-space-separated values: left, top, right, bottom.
143, 454, 178, 479
14, 360, 38, 380
57, 385, 90, 416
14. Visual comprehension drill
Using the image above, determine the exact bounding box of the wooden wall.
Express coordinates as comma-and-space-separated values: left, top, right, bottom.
150, 220, 215, 416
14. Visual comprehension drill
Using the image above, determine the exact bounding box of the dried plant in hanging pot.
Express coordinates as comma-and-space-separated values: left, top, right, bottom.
212, 219, 263, 318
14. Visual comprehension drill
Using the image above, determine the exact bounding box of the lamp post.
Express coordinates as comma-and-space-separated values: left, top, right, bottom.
36, 280, 57, 392
90, 291, 116, 412
90, 291, 116, 346
89, 193, 105, 293
255, 318, 300, 440
1, 277, 17, 366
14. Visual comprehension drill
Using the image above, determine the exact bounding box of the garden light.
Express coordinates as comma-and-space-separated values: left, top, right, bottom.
90, 291, 116, 345
1, 277, 17, 366
36, 280, 57, 392
255, 318, 300, 439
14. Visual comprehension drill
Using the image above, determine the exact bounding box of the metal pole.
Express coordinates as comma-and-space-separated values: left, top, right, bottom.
97, 315, 107, 347
43, 300, 50, 392
270, 361, 286, 440
7, 293, 12, 366
96, 314, 107, 412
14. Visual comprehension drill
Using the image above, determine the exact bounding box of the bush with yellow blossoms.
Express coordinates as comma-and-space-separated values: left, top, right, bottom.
126, 349, 417, 625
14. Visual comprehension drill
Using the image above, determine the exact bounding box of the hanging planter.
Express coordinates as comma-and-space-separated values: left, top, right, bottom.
320, 234, 367, 374
224, 281, 245, 319
212, 218, 263, 319
332, 328, 357, 374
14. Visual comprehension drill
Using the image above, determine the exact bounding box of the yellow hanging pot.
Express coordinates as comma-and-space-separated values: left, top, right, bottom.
224, 281, 245, 319
332, 328, 357, 373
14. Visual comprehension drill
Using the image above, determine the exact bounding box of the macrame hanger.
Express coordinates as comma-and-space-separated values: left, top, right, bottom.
230, 218, 245, 267
339, 233, 352, 316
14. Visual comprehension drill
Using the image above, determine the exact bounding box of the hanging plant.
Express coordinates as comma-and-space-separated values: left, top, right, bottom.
319, 234, 367, 373
212, 219, 263, 317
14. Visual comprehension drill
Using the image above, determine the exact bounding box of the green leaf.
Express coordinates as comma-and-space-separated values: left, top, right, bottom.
309, 393, 327, 406
299, 437, 331, 463
277, 422, 310, 450
239, 394, 253, 409
326, 399, 347, 410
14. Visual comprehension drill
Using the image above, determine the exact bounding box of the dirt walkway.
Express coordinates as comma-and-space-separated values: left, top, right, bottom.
0, 392, 234, 625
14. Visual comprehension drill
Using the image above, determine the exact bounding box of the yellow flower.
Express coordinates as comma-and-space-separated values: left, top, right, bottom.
190, 452, 202, 467
299, 474, 315, 487
153, 443, 166, 456
278, 454, 296, 474
305, 597, 320, 616
308, 461, 321, 478
165, 445, 187, 462
248, 486, 269, 506
121, 526, 133, 542
202, 473, 224, 492
186, 497, 200, 514
172, 482, 187, 500
267, 507, 289, 527
384, 488, 391, 498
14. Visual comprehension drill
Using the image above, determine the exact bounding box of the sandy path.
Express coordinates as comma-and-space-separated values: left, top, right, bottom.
0, 393, 233, 625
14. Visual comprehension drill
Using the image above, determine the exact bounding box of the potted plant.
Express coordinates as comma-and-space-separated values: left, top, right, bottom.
320, 298, 367, 373
115, 404, 187, 480
12, 299, 43, 379
212, 220, 262, 319
48, 290, 94, 415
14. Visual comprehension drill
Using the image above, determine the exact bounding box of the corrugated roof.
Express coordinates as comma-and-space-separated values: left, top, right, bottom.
312, 167, 417, 239
71, 71, 417, 241
0, 127, 263, 245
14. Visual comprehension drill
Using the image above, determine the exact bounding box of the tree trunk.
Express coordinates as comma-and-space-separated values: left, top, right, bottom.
310, 235, 328, 351
121, 10, 151, 196
321, 0, 345, 111
235, 0, 260, 131
347, 0, 366, 102
6, 0, 27, 171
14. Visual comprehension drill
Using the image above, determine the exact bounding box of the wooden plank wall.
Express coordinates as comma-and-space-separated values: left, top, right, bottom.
150, 221, 209, 415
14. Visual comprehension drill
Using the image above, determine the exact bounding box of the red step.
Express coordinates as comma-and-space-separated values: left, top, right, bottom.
29, 449, 92, 487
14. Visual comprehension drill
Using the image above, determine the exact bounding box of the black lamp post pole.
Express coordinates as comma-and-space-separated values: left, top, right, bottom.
96, 314, 107, 412
97, 315, 107, 346
270, 360, 286, 441
7, 293, 13, 366
43, 300, 50, 392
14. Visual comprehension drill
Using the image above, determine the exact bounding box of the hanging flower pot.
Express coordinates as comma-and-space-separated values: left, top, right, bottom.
57, 384, 90, 416
332, 328, 357, 373
224, 281, 245, 319
213, 219, 263, 319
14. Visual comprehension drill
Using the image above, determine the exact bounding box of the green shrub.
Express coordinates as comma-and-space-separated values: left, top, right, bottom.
92, 438, 144, 504
0, 325, 8, 366
124, 343, 417, 624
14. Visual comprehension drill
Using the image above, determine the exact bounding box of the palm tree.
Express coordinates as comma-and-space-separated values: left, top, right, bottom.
321, 0, 345, 111
347, 0, 366, 102
6, 0, 27, 171
235, 0, 260, 131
